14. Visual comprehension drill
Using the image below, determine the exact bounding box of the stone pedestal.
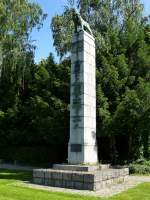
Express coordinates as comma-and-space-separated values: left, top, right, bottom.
33, 166, 129, 191
68, 30, 98, 164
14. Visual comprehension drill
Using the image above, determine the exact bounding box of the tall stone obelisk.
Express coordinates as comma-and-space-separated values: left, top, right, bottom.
68, 30, 98, 164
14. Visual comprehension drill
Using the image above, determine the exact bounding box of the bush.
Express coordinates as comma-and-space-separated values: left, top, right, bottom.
129, 159, 150, 174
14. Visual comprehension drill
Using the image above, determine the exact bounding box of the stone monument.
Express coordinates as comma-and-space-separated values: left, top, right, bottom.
68, 10, 98, 165
33, 10, 129, 190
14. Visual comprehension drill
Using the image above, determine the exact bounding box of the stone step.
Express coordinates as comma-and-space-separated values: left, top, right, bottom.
33, 167, 129, 191
100, 164, 110, 170
53, 164, 110, 172
53, 164, 100, 172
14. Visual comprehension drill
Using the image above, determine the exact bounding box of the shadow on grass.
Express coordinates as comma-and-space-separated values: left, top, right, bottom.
0, 169, 32, 181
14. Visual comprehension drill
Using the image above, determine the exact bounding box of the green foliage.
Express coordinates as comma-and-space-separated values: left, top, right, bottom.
0, 0, 46, 116
0, 0, 150, 165
0, 52, 70, 164
51, 0, 150, 162
129, 164, 150, 175
0, 0, 46, 82
51, 9, 74, 58
0, 0, 47, 150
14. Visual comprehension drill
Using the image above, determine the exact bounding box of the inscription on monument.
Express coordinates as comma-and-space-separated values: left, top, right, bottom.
71, 144, 82, 152
72, 116, 82, 129
72, 60, 82, 126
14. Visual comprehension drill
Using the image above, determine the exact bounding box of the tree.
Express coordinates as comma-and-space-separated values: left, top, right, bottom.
51, 0, 150, 162
21, 54, 70, 146
0, 0, 46, 146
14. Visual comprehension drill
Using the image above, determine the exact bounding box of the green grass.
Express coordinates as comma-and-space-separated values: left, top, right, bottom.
0, 169, 150, 200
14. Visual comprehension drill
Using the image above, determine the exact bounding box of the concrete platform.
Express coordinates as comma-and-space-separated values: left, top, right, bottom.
33, 166, 129, 191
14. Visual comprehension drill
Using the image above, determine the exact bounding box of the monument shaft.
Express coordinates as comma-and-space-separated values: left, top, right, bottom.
68, 30, 98, 164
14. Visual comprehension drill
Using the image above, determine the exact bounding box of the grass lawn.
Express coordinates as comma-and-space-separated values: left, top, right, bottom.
0, 169, 150, 200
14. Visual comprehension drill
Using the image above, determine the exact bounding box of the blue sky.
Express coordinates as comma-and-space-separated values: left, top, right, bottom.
31, 0, 150, 63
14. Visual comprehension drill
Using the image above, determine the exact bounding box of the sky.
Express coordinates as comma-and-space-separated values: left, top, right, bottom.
31, 0, 150, 64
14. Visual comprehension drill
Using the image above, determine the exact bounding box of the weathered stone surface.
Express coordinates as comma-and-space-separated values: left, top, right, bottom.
83, 182, 94, 190
33, 169, 45, 178
33, 167, 129, 191
51, 171, 63, 180
44, 178, 50, 185
100, 164, 110, 170
72, 173, 84, 182
62, 172, 72, 180
74, 181, 84, 189
44, 170, 52, 179
53, 164, 100, 172
84, 173, 95, 183
33, 177, 44, 185
65, 181, 74, 189
55, 180, 63, 187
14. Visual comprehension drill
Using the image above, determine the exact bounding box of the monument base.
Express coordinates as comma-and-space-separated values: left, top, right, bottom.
33, 164, 129, 191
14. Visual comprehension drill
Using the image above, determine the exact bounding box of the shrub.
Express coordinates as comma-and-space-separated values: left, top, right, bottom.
129, 160, 150, 174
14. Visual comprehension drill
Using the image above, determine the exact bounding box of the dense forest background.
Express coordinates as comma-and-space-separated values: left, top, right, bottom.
0, 0, 150, 166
